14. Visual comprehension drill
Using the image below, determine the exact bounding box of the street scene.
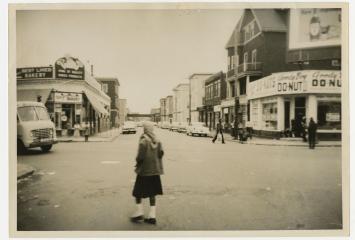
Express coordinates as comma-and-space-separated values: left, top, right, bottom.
13, 5, 345, 234
17, 127, 342, 230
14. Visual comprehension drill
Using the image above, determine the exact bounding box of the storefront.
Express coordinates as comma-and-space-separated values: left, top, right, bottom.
220, 99, 235, 133
17, 56, 111, 136
248, 70, 341, 140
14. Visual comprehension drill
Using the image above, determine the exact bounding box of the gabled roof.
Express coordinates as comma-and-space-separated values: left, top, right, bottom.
251, 9, 287, 32
225, 20, 242, 49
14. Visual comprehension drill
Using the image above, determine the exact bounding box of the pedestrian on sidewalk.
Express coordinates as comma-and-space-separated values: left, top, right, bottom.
308, 118, 318, 149
131, 122, 164, 225
212, 118, 225, 144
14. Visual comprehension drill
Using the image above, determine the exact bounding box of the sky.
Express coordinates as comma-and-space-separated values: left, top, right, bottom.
17, 9, 242, 113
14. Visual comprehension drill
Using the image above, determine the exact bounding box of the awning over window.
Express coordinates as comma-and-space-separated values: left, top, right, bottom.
17, 89, 52, 102
84, 90, 109, 115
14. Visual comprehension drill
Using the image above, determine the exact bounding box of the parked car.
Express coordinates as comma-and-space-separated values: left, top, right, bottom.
186, 122, 210, 137
17, 101, 57, 153
177, 122, 188, 133
161, 122, 170, 129
122, 121, 137, 134
170, 122, 180, 132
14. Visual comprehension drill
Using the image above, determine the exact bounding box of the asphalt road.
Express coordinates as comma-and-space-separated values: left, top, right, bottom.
17, 127, 343, 231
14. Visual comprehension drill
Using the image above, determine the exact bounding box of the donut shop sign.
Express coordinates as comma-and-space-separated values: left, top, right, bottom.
248, 70, 341, 99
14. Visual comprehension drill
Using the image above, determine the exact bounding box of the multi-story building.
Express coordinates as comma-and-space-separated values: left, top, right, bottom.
188, 73, 213, 123
203, 71, 227, 129
166, 95, 174, 124
172, 83, 189, 123
159, 98, 168, 122
118, 98, 127, 126
96, 77, 120, 128
225, 8, 341, 140
226, 9, 291, 129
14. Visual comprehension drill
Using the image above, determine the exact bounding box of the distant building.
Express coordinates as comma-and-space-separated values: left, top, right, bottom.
188, 73, 213, 123
203, 72, 227, 130
160, 98, 167, 122
173, 83, 190, 123
96, 77, 120, 128
150, 108, 161, 122
166, 95, 174, 124
118, 99, 127, 126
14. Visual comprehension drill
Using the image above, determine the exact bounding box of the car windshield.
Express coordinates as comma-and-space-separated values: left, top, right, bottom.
18, 106, 38, 122
35, 106, 50, 120
18, 106, 50, 121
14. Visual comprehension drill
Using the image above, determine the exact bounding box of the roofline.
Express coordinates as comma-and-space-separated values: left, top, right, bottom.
188, 73, 214, 79
95, 77, 120, 86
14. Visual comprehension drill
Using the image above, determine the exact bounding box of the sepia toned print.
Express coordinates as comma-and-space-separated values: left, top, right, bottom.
9, 2, 349, 237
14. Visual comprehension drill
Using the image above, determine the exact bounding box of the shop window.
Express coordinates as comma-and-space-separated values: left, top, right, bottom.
262, 102, 277, 130
317, 101, 341, 130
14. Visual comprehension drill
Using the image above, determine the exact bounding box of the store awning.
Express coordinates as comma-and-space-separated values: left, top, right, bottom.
84, 90, 109, 115
17, 89, 52, 102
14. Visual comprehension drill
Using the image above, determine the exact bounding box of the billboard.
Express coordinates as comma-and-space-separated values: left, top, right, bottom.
289, 8, 341, 49
55, 56, 85, 80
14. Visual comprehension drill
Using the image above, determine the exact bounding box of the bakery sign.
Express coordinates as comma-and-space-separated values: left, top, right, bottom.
55, 56, 85, 80
54, 92, 83, 103
17, 66, 53, 80
248, 70, 341, 99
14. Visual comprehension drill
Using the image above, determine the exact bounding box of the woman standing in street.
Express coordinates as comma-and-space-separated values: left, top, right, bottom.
131, 122, 164, 225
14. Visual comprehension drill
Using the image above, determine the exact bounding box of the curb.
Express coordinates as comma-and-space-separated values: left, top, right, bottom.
225, 139, 341, 147
17, 165, 36, 180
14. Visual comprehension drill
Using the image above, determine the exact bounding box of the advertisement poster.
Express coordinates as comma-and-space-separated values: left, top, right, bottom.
289, 8, 341, 49
55, 56, 85, 80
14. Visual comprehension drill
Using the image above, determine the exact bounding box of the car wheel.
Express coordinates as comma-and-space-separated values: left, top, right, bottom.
41, 144, 52, 153
17, 139, 27, 154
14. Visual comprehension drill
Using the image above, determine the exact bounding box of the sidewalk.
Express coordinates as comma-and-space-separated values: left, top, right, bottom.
208, 131, 341, 147
57, 128, 120, 143
222, 134, 341, 147
18, 163, 35, 179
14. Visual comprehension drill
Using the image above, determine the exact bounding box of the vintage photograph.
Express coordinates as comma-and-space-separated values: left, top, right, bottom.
10, 2, 348, 236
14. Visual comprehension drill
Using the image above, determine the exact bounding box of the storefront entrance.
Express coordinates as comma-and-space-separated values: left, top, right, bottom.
61, 104, 75, 129
284, 101, 290, 129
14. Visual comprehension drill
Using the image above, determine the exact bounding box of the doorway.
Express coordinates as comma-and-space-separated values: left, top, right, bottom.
284, 101, 290, 129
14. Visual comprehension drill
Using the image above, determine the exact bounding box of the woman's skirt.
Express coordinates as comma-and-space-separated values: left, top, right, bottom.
132, 175, 163, 198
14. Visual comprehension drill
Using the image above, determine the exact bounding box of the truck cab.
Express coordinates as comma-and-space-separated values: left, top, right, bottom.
17, 101, 57, 153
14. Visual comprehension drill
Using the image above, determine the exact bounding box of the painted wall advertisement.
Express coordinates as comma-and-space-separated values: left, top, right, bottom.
289, 8, 341, 49
248, 70, 341, 99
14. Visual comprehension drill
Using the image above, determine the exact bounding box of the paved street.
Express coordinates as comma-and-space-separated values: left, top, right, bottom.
17, 127, 342, 231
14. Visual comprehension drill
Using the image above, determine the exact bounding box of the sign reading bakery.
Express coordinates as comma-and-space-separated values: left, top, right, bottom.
55, 56, 85, 80
289, 8, 341, 49
17, 66, 53, 80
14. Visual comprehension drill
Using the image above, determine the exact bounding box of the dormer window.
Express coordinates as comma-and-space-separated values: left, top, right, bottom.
244, 20, 258, 43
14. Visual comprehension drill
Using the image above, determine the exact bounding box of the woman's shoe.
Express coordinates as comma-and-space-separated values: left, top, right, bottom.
130, 215, 144, 223
144, 218, 157, 225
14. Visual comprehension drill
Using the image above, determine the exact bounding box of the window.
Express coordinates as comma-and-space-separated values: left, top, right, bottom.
102, 83, 108, 93
239, 78, 246, 95
252, 49, 257, 64
230, 81, 235, 97
250, 22, 255, 36
262, 102, 278, 130
317, 101, 341, 130
243, 52, 248, 71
